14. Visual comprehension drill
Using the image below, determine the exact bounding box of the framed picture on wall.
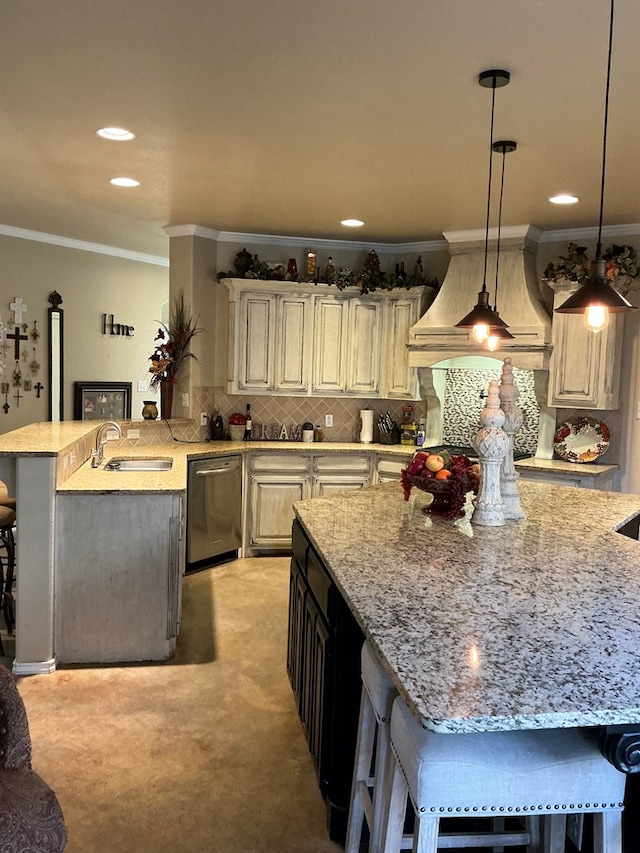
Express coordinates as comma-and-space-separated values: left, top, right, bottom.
73, 381, 132, 421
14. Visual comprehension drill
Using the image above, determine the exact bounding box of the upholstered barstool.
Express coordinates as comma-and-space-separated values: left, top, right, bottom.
348, 644, 542, 853
383, 694, 626, 853
345, 641, 398, 853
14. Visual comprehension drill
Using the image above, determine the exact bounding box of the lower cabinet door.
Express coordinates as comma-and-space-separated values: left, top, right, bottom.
287, 557, 306, 709
301, 594, 331, 784
249, 476, 311, 549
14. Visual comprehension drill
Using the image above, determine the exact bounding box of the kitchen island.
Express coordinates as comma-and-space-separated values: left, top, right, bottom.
290, 481, 640, 838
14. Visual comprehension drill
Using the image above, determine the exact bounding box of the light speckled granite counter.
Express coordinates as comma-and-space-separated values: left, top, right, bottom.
293, 481, 640, 734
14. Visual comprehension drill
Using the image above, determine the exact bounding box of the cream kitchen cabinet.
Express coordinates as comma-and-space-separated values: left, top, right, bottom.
312, 453, 372, 496
247, 452, 373, 552
247, 454, 313, 551
547, 281, 624, 409
55, 493, 183, 663
385, 295, 421, 398
230, 290, 310, 394
312, 296, 382, 395
221, 279, 422, 399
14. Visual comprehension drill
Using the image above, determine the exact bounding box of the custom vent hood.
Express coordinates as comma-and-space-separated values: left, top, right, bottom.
409, 225, 552, 371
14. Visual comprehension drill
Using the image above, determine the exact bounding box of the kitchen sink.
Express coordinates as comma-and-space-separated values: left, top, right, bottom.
104, 457, 173, 472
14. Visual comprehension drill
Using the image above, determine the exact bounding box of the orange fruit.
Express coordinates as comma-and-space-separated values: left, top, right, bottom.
435, 468, 451, 480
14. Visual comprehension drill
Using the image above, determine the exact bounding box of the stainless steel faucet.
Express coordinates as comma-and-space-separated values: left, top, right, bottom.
91, 421, 123, 468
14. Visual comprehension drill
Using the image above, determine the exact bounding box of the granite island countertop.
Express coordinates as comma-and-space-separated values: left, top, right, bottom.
293, 481, 640, 734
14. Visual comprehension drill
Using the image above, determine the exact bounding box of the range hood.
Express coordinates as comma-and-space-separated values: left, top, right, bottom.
409, 225, 552, 371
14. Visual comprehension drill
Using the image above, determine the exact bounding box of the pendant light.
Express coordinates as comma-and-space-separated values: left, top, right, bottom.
455, 69, 512, 343
486, 140, 517, 351
555, 0, 636, 331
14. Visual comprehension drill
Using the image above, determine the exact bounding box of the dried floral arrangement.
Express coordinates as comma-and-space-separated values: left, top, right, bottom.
216, 248, 438, 295
543, 242, 640, 289
148, 291, 204, 389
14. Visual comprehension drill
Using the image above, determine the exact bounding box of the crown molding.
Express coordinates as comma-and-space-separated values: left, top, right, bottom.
538, 223, 640, 243
164, 224, 447, 254
163, 224, 221, 241
0, 224, 169, 267
443, 225, 543, 244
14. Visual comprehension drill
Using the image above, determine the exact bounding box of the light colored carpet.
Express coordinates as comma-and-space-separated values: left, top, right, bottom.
13, 557, 343, 853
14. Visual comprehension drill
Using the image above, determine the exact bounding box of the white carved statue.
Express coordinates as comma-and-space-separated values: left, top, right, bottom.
472, 378, 509, 527
499, 357, 525, 520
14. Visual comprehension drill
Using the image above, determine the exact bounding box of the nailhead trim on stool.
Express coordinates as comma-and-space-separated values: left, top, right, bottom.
382, 695, 626, 853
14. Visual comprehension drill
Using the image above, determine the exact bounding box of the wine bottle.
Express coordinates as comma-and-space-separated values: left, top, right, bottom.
243, 404, 252, 441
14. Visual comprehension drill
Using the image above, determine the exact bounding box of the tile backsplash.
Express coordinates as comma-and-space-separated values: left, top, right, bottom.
443, 367, 539, 456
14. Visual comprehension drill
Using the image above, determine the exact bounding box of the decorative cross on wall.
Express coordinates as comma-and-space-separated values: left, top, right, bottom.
34, 381, 44, 398
6, 326, 28, 360
2, 396, 9, 415
10, 297, 27, 326
13, 388, 22, 408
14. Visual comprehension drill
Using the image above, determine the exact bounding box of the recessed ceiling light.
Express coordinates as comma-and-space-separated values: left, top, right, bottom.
97, 127, 135, 141
110, 177, 140, 187
549, 193, 579, 205
341, 218, 365, 227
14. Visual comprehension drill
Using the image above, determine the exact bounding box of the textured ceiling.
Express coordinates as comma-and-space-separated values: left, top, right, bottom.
1, 0, 638, 257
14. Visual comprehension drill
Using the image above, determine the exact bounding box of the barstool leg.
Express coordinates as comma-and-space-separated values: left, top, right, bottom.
381, 754, 408, 853
414, 814, 438, 853
370, 720, 393, 851
543, 815, 567, 853
345, 689, 377, 853
592, 811, 622, 853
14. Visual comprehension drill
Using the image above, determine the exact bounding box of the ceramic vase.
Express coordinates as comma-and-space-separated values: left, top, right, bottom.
499, 357, 525, 520
142, 400, 158, 420
160, 382, 174, 420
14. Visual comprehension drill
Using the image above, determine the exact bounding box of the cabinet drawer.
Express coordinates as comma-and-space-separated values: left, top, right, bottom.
314, 454, 371, 474
250, 453, 311, 473
307, 546, 334, 621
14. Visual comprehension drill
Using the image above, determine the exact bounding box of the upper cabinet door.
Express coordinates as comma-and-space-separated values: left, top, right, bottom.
238, 293, 275, 392
547, 286, 623, 409
312, 297, 348, 394
384, 296, 420, 399
274, 295, 310, 394
345, 298, 382, 394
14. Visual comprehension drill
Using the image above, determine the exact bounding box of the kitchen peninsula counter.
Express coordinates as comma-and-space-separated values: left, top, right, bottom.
293, 481, 640, 735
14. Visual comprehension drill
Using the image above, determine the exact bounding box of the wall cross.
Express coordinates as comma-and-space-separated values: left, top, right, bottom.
6, 326, 28, 360
10, 297, 27, 325
13, 388, 23, 408
34, 381, 44, 398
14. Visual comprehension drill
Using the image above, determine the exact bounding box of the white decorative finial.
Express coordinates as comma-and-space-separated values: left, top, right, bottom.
499, 358, 525, 521
472, 379, 509, 526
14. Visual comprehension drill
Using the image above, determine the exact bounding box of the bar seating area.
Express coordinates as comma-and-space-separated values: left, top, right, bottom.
347, 642, 627, 853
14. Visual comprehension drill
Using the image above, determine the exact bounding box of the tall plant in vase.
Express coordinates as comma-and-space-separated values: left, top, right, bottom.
148, 291, 204, 419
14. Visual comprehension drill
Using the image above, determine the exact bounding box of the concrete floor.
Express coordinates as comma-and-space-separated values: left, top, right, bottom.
9, 557, 343, 853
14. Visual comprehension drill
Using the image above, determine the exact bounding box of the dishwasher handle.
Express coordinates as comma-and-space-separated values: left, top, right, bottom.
195, 463, 241, 477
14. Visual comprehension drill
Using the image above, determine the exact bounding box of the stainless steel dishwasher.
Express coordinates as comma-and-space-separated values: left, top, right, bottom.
187, 455, 242, 571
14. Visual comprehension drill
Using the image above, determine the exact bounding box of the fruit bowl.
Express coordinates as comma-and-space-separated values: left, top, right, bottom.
406, 472, 470, 517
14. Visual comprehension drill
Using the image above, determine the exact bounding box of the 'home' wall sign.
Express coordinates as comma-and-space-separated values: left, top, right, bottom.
102, 314, 135, 337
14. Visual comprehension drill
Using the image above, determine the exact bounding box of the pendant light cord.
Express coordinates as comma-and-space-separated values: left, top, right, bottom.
482, 81, 498, 291
493, 149, 506, 311
597, 0, 615, 260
